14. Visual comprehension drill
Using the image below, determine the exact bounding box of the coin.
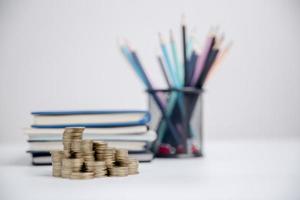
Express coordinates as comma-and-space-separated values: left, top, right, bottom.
70, 172, 94, 179
50, 150, 64, 177
81, 140, 93, 152
63, 127, 85, 134
94, 161, 107, 177
108, 166, 129, 177
84, 161, 95, 172
127, 158, 139, 175
50, 150, 63, 162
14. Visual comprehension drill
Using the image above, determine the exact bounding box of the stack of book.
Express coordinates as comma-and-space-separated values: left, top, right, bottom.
24, 110, 156, 165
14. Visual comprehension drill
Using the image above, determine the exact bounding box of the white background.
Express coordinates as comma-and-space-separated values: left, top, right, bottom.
1, 0, 300, 143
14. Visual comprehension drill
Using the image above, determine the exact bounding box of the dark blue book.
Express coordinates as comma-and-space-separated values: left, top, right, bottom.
31, 110, 150, 128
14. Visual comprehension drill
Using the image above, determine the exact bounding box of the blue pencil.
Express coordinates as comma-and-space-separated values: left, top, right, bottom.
187, 50, 199, 86
120, 44, 182, 146
170, 30, 183, 86
157, 56, 171, 88
186, 30, 195, 59
159, 33, 180, 88
120, 46, 148, 87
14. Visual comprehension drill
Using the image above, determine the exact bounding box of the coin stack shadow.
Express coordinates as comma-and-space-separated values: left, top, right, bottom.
50, 127, 139, 179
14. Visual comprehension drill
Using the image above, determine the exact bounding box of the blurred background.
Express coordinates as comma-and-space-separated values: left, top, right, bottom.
0, 0, 300, 143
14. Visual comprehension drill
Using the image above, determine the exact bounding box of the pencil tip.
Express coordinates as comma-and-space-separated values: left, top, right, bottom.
116, 37, 124, 47
181, 14, 186, 25
193, 44, 201, 53
214, 32, 225, 49
207, 27, 213, 36
214, 25, 220, 34
208, 29, 217, 38
158, 33, 164, 44
169, 30, 174, 41
123, 39, 134, 51
123, 38, 128, 44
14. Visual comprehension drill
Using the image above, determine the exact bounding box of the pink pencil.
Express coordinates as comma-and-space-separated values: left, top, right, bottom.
190, 37, 214, 86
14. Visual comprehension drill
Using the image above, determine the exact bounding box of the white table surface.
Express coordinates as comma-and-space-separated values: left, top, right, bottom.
1, 139, 300, 200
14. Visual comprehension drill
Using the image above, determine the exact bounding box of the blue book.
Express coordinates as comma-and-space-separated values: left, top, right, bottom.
31, 110, 151, 128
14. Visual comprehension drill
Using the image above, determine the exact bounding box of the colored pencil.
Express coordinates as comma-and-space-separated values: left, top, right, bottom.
159, 33, 180, 88
190, 36, 215, 87
182, 16, 188, 86
157, 56, 171, 88
196, 48, 219, 88
170, 30, 183, 86
187, 50, 198, 86
120, 45, 149, 87
186, 29, 196, 59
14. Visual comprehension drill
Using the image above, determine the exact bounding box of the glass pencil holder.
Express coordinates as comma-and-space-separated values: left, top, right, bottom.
146, 87, 204, 158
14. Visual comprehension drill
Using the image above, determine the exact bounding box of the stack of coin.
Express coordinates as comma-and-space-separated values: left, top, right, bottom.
63, 127, 84, 158
93, 141, 108, 161
94, 161, 107, 177
84, 161, 95, 172
51, 128, 140, 179
81, 140, 95, 161
61, 158, 84, 178
81, 140, 93, 152
103, 147, 116, 169
50, 150, 63, 177
82, 151, 95, 161
109, 166, 129, 177
61, 159, 72, 178
115, 149, 129, 166
127, 158, 139, 175
70, 151, 83, 159
63, 149, 72, 158
70, 172, 94, 180
70, 139, 81, 153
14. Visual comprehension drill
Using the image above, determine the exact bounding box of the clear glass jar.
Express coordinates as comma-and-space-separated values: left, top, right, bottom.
147, 87, 203, 158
